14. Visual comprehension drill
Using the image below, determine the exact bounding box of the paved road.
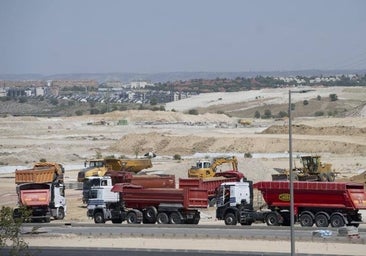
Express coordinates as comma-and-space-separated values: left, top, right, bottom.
3, 247, 342, 256
21, 222, 366, 243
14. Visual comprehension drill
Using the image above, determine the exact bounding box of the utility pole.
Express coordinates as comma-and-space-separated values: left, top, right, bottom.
288, 90, 295, 256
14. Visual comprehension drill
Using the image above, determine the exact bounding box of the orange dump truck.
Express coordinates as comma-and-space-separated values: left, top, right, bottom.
13, 162, 66, 222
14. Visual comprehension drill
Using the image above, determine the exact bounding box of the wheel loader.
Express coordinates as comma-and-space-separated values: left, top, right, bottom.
272, 155, 336, 182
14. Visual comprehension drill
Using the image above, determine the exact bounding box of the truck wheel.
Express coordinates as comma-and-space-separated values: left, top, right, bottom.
330, 214, 345, 227
55, 208, 65, 220
224, 213, 237, 225
315, 213, 329, 227
170, 212, 183, 224
265, 212, 280, 226
156, 212, 169, 224
144, 206, 158, 223
126, 211, 139, 224
299, 213, 314, 227
94, 212, 105, 224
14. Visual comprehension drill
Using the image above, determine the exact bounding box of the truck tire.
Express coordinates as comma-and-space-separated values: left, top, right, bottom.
315, 212, 329, 227
330, 213, 345, 227
156, 212, 169, 224
144, 206, 158, 223
265, 212, 280, 226
224, 212, 237, 225
299, 212, 314, 227
55, 208, 65, 220
169, 212, 183, 224
94, 212, 105, 224
126, 211, 140, 224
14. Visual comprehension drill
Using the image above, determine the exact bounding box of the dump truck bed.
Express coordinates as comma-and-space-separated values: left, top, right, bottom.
15, 162, 64, 184
179, 177, 238, 197
111, 184, 208, 209
254, 181, 366, 210
107, 171, 175, 188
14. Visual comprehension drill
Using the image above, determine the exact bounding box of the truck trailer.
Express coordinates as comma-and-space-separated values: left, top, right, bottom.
216, 181, 366, 227
179, 176, 241, 207
87, 183, 208, 225
13, 162, 66, 222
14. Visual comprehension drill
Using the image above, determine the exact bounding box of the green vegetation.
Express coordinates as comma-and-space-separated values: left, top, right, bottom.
0, 206, 32, 256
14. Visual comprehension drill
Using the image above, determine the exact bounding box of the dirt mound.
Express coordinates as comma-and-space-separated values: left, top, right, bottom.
79, 110, 234, 123
108, 132, 366, 156
261, 124, 366, 136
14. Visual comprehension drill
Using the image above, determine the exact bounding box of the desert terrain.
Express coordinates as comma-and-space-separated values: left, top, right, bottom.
0, 86, 365, 254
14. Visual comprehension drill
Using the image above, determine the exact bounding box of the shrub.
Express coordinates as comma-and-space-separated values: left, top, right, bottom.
329, 94, 338, 101
0, 206, 31, 255
244, 152, 253, 158
188, 109, 199, 115
173, 154, 181, 160
75, 110, 83, 116
314, 111, 324, 116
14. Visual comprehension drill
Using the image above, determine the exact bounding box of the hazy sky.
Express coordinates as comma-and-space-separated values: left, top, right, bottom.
1, 0, 366, 75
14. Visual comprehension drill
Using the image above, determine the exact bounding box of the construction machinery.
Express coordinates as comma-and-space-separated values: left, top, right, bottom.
77, 158, 152, 182
13, 162, 66, 222
271, 155, 336, 182
188, 156, 244, 180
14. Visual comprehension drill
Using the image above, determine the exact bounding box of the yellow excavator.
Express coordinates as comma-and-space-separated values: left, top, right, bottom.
77, 158, 152, 182
272, 155, 336, 182
188, 156, 244, 180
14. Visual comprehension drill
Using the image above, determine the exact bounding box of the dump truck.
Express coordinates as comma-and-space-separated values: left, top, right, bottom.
77, 158, 152, 182
82, 171, 176, 203
272, 155, 336, 182
13, 162, 66, 222
179, 176, 243, 207
188, 156, 244, 180
87, 183, 208, 224
216, 180, 366, 227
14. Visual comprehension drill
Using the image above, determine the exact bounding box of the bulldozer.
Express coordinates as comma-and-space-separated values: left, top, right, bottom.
272, 155, 336, 182
188, 156, 244, 180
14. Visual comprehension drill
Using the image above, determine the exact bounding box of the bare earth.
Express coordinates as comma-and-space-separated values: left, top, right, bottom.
1, 86, 366, 255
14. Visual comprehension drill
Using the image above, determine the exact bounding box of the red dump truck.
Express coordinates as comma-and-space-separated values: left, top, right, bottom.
179, 177, 240, 206
82, 171, 175, 203
13, 162, 66, 222
216, 181, 366, 227
87, 183, 208, 225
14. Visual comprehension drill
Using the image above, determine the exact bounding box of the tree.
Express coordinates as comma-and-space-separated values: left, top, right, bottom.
0, 206, 31, 256
303, 100, 309, 105
263, 109, 272, 119
254, 110, 260, 119
188, 109, 199, 115
317, 95, 321, 101
291, 103, 296, 111
150, 98, 158, 106
329, 94, 338, 101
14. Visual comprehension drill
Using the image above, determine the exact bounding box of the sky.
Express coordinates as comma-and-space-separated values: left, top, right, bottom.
1, 0, 366, 75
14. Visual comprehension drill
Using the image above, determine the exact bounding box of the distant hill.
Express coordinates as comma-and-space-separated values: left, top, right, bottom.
1, 69, 366, 83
